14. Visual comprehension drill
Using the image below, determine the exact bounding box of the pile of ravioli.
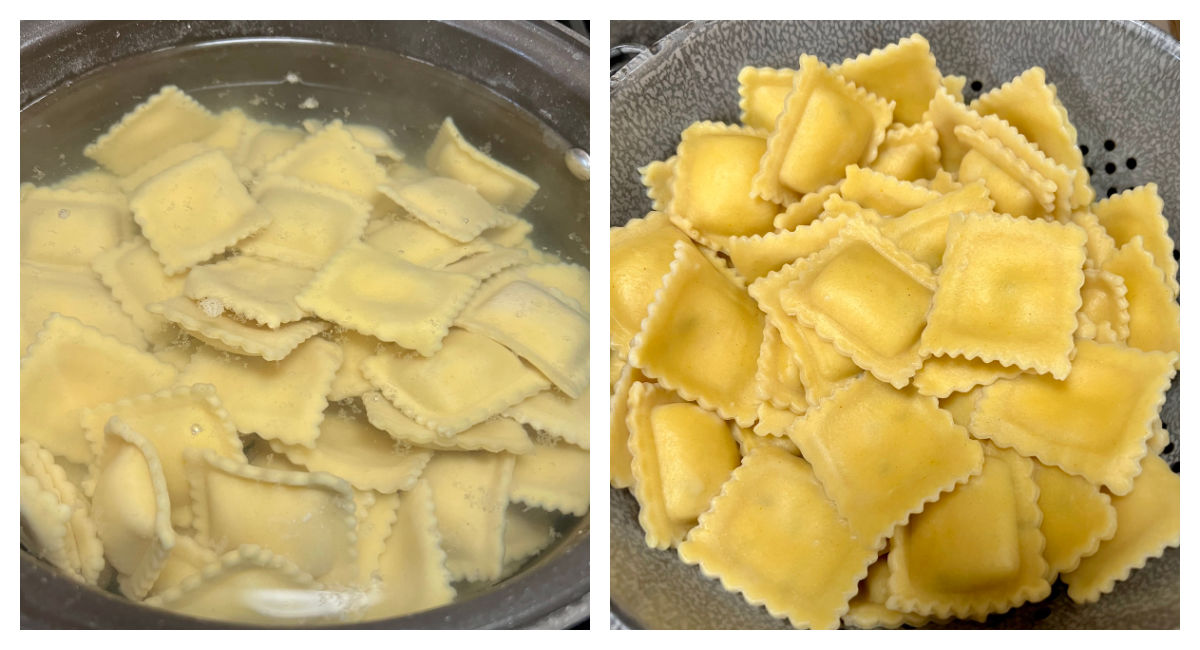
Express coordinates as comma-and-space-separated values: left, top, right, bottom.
20, 85, 590, 625
610, 34, 1179, 629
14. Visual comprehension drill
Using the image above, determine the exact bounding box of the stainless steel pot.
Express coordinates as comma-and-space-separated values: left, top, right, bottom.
20, 19, 589, 629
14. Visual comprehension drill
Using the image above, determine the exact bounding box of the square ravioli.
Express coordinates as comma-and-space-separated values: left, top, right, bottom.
362, 480, 457, 618
737, 66, 796, 131
779, 218, 936, 388
457, 278, 589, 399
177, 337, 342, 448
80, 384, 245, 529
629, 240, 764, 426
360, 328, 550, 436
786, 374, 984, 548
261, 120, 386, 201
184, 256, 314, 328
1092, 184, 1177, 297
509, 439, 590, 516
84, 85, 219, 175
129, 149, 270, 274
185, 449, 357, 580
296, 241, 479, 356
20, 186, 131, 266
1031, 462, 1117, 578
625, 382, 740, 549
149, 295, 328, 362
89, 418, 177, 599
609, 211, 692, 359
239, 175, 371, 270
1062, 455, 1179, 604
953, 125, 1055, 218
678, 447, 879, 629
886, 445, 1050, 621
923, 90, 1075, 219
422, 451, 515, 582
668, 121, 779, 244
425, 116, 540, 212
748, 257, 863, 406
831, 34, 941, 126
1102, 237, 1180, 361
21, 260, 146, 354
91, 237, 186, 347
378, 176, 508, 243
969, 339, 1176, 495
20, 314, 178, 465
752, 55, 893, 202
267, 406, 432, 494
970, 66, 1093, 209
920, 212, 1087, 379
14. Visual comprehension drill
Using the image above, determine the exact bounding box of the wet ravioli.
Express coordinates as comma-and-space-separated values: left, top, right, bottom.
21, 84, 589, 625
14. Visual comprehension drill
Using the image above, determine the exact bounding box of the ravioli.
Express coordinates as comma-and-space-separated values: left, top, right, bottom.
130, 150, 270, 274
21, 314, 177, 464
425, 116, 540, 212
920, 212, 1086, 380
886, 445, 1051, 621
629, 241, 763, 426
611, 34, 1177, 629
296, 241, 479, 356
789, 374, 984, 549
24, 81, 588, 625
678, 447, 879, 630
753, 55, 893, 202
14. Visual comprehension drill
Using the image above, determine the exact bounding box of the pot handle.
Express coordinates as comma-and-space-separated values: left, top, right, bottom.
609, 43, 649, 76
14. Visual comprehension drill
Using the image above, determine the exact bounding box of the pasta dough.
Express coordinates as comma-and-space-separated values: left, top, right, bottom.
22, 84, 588, 625
613, 33, 1179, 629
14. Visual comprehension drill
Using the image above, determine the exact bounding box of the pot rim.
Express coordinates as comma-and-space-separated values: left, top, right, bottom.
21, 20, 590, 148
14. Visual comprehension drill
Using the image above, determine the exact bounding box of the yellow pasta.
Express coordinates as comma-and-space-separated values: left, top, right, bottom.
753, 55, 893, 202
612, 34, 1178, 629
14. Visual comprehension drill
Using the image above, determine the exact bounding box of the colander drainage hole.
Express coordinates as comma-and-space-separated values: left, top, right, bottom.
1104, 139, 1116, 151
1126, 157, 1137, 170
969, 80, 983, 92
1162, 442, 1175, 454
1170, 460, 1180, 473
1080, 144, 1089, 155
